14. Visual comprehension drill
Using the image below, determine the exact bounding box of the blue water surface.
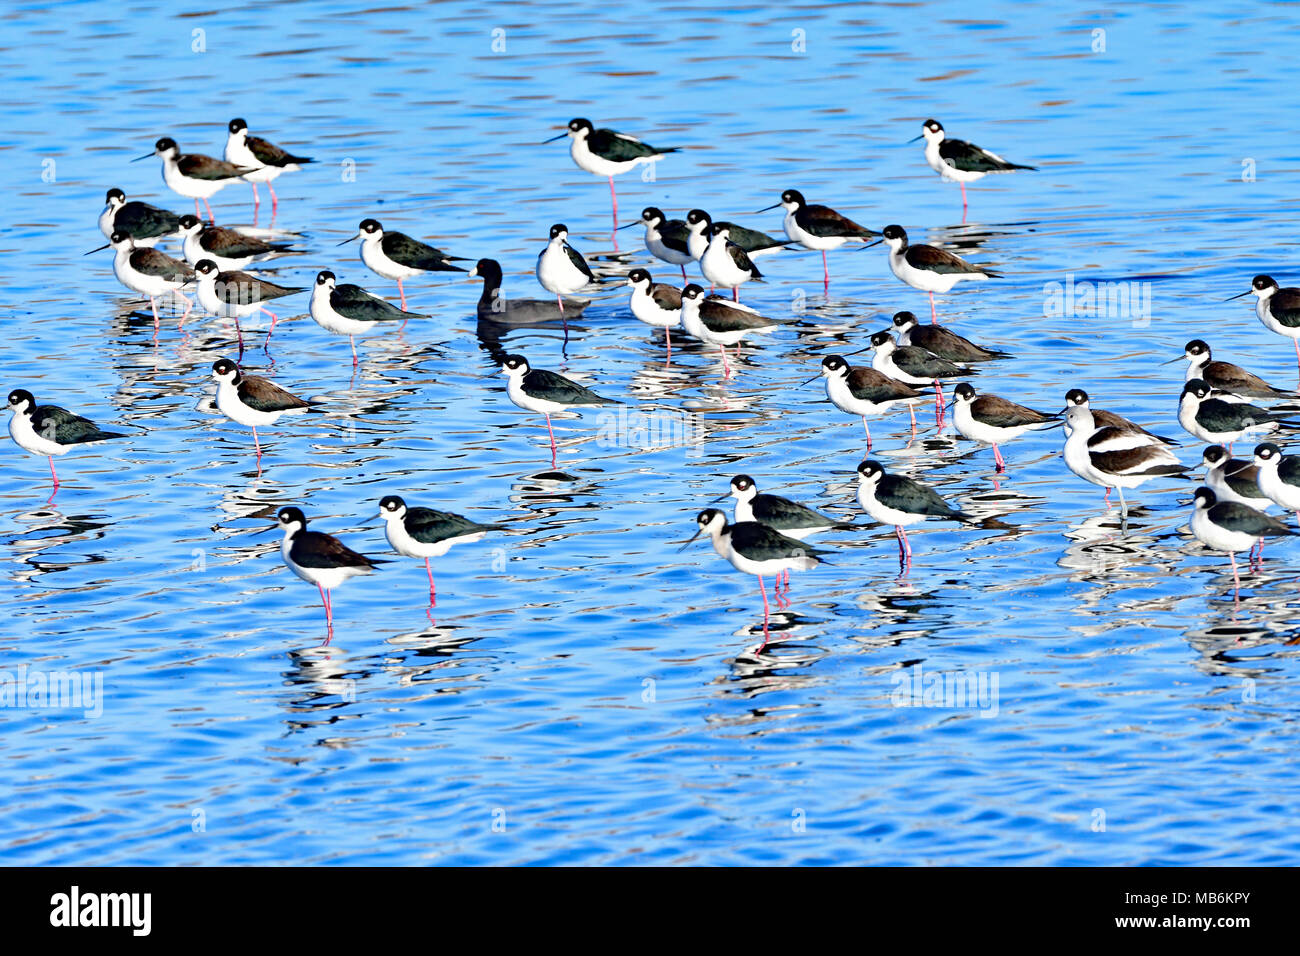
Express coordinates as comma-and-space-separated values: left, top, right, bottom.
2, 0, 1300, 865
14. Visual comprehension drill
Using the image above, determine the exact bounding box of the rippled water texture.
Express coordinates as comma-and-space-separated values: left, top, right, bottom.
2, 1, 1300, 865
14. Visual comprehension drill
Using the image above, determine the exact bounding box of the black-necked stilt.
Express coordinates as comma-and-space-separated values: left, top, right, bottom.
1228, 276, 1300, 377
720, 474, 842, 539
911, 119, 1035, 220
275, 505, 386, 645
1167, 338, 1299, 401
87, 231, 195, 328
310, 270, 428, 366
1061, 389, 1187, 510
626, 268, 681, 362
1201, 445, 1270, 510
755, 188, 877, 287
339, 218, 468, 310
631, 207, 693, 279
679, 507, 825, 647
499, 354, 620, 467
684, 209, 789, 265
877, 225, 998, 322
377, 495, 504, 606
544, 118, 681, 231
470, 257, 588, 323
1178, 379, 1296, 451
210, 358, 317, 471
1247, 442, 1300, 522
194, 259, 306, 350
679, 284, 780, 378
6, 388, 127, 494
536, 223, 603, 318
99, 188, 182, 246
868, 329, 965, 420
951, 382, 1057, 472
1061, 388, 1178, 446
808, 354, 925, 448
224, 118, 314, 217
1189, 487, 1294, 590
699, 223, 763, 301
892, 310, 1011, 362
177, 214, 301, 271
854, 460, 972, 568
134, 136, 252, 223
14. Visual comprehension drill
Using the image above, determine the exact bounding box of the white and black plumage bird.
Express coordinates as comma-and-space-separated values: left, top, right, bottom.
99, 187, 183, 246
340, 218, 468, 310
88, 230, 195, 326
133, 136, 253, 222
684, 209, 789, 263
536, 223, 601, 315
1200, 445, 1271, 510
1229, 275, 1300, 376
377, 495, 504, 606
1061, 389, 1189, 511
544, 118, 681, 230
720, 474, 844, 541
632, 207, 693, 279
877, 224, 998, 321
892, 310, 1011, 362
1189, 487, 1295, 588
6, 388, 127, 493
699, 223, 763, 301
911, 119, 1035, 219
679, 284, 780, 378
177, 214, 301, 271
1168, 338, 1299, 401
224, 118, 315, 216
309, 270, 428, 365
210, 358, 317, 470
626, 268, 681, 361
1248, 442, 1300, 522
1061, 388, 1178, 446
869, 329, 965, 421
855, 460, 973, 568
470, 257, 588, 324
1178, 378, 1297, 450
499, 354, 620, 467
808, 354, 925, 448
679, 508, 826, 646
276, 506, 386, 645
756, 188, 878, 286
194, 259, 306, 350
951, 382, 1058, 472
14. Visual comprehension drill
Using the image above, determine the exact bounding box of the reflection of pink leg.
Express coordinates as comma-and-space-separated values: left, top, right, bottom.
1103, 487, 1112, 507
252, 426, 263, 474
1230, 552, 1241, 593
262, 308, 278, 349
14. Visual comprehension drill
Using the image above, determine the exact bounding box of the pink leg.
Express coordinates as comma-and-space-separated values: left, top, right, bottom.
262, 308, 278, 349
757, 574, 771, 649
544, 413, 558, 467
202, 197, 215, 224
608, 176, 619, 239
269, 182, 279, 217
1103, 487, 1112, 506
557, 294, 564, 314
822, 249, 829, 289
252, 183, 260, 210
961, 182, 968, 223
934, 381, 945, 426
425, 557, 436, 606
929, 291, 937, 323
732, 287, 738, 302
862, 416, 872, 450
1292, 337, 1300, 378
48, 456, 59, 490
664, 327, 672, 366
680, 264, 688, 281
235, 318, 245, 358
252, 426, 263, 474
993, 443, 1006, 472
177, 295, 192, 328
719, 345, 732, 378
397, 278, 407, 311
318, 583, 334, 645
908, 403, 918, 439
194, 198, 202, 219
350, 336, 358, 367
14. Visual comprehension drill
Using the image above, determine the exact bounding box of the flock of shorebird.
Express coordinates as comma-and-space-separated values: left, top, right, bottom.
9, 114, 1300, 644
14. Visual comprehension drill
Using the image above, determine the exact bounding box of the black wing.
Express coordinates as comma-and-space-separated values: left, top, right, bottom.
1089, 442, 1187, 477
237, 375, 314, 412
650, 284, 682, 310
381, 232, 468, 271
725, 241, 761, 278
729, 521, 827, 561
588, 128, 677, 161
717, 221, 788, 253
908, 326, 1009, 362
697, 301, 777, 334
522, 368, 616, 406
1198, 398, 1278, 432
292, 530, 380, 569
972, 394, 1052, 427
878, 474, 967, 520
214, 270, 304, 304
129, 247, 195, 280
31, 405, 125, 445
246, 133, 313, 166
799, 204, 877, 239
177, 153, 252, 180
1279, 455, 1300, 486
1209, 501, 1294, 537
404, 507, 502, 544
201, 226, 282, 258
563, 241, 596, 281
846, 367, 922, 402
894, 346, 964, 379
657, 220, 691, 255
1269, 289, 1300, 329
332, 284, 426, 320
939, 137, 1035, 172
115, 201, 182, 239
905, 243, 994, 276
750, 493, 834, 530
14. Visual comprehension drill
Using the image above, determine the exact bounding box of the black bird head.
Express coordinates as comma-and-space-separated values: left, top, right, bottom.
194, 259, 220, 278
1064, 388, 1090, 406
211, 358, 240, 383
892, 311, 919, 331
7, 388, 34, 412
1182, 379, 1212, 401
548, 223, 568, 240
468, 258, 501, 282
228, 117, 248, 134
730, 474, 756, 496
626, 268, 652, 287
881, 224, 908, 245
1254, 442, 1282, 464
856, 460, 885, 484
178, 213, 203, 233
315, 270, 336, 287
1192, 487, 1216, 511
379, 495, 407, 518
869, 330, 894, 349
105, 187, 125, 204
640, 207, 665, 224
501, 354, 530, 376
277, 506, 308, 531
681, 283, 705, 301
1184, 339, 1210, 359
952, 382, 978, 403
1202, 445, 1230, 467
686, 209, 711, 228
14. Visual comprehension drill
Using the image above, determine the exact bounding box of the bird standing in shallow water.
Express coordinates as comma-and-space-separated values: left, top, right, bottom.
854, 460, 973, 570
309, 270, 427, 366
6, 388, 127, 496
377, 495, 505, 607
134, 136, 253, 223
210, 358, 318, 473
1228, 276, 1300, 382
275, 506, 387, 645
910, 118, 1036, 222
1188, 487, 1295, 592
951, 382, 1058, 472
756, 188, 878, 289
807, 355, 925, 449
223, 117, 315, 218
498, 354, 620, 468
874, 225, 999, 322
339, 218, 468, 311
